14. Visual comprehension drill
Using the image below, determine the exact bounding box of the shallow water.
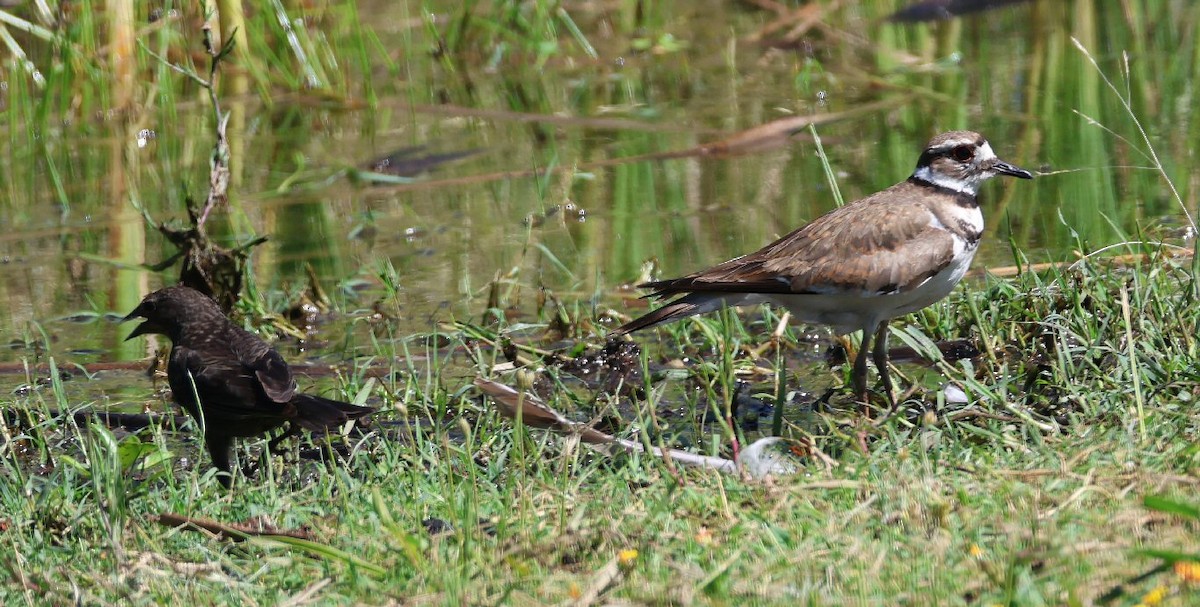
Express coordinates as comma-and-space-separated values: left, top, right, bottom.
0, 1, 1195, 399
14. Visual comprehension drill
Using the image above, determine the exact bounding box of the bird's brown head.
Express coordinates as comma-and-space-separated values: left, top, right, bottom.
122, 285, 223, 342
913, 130, 1033, 195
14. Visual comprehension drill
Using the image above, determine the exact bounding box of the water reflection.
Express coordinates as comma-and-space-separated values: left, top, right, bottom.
0, 0, 1193, 375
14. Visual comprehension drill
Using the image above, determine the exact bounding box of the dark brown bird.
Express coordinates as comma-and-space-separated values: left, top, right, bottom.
122, 285, 374, 486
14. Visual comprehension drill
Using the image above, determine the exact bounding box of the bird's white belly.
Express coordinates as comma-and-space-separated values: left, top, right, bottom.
762, 250, 977, 334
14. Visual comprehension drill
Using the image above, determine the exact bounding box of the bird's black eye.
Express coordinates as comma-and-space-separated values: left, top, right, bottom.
951, 145, 974, 162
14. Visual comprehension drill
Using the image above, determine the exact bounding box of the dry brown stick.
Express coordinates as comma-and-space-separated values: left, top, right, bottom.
970, 249, 1194, 279
569, 556, 622, 607
278, 578, 332, 607
153, 513, 315, 541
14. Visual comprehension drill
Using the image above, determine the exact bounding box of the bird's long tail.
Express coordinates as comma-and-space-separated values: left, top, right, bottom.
291, 393, 375, 432
610, 293, 748, 337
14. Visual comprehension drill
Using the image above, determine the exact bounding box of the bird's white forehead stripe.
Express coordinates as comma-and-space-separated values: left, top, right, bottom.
939, 137, 975, 148
977, 141, 996, 160
931, 137, 984, 150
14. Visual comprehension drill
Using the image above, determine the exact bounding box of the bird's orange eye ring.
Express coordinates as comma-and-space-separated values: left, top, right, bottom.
951, 145, 974, 162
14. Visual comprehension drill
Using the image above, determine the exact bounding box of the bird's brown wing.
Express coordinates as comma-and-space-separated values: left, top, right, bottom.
644, 191, 957, 297
169, 345, 287, 423
247, 348, 298, 404
169, 340, 297, 431
229, 327, 298, 404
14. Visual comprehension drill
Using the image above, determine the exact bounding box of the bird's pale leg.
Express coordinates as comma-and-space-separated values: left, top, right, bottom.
872, 322, 896, 409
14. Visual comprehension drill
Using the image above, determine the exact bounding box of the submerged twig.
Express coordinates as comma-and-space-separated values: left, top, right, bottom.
136, 23, 263, 309
196, 21, 237, 233
368, 98, 905, 195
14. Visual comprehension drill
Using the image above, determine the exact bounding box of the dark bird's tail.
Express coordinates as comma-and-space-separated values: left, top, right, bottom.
290, 394, 375, 432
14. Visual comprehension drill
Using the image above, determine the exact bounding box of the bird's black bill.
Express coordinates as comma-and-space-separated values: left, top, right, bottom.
121, 307, 159, 341
992, 160, 1033, 179
124, 321, 154, 341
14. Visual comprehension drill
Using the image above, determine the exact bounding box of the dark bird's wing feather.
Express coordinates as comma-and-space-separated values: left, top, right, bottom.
224, 326, 297, 404
246, 347, 298, 403
168, 343, 293, 430
289, 393, 375, 432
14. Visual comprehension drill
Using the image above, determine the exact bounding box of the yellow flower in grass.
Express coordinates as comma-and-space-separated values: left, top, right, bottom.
1134, 584, 1167, 607
968, 544, 984, 558
618, 549, 638, 566
1175, 560, 1200, 584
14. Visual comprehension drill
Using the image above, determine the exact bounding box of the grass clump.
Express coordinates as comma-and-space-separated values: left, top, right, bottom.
4, 256, 1200, 604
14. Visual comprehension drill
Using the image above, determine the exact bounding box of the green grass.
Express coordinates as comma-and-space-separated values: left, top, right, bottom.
3, 0, 1200, 605
4, 256, 1200, 604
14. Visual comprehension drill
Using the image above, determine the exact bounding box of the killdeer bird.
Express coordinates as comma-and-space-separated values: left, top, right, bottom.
610, 130, 1032, 404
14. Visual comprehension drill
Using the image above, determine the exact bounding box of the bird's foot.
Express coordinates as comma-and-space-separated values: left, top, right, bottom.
239, 459, 259, 481
814, 387, 838, 414
268, 424, 302, 455
869, 386, 921, 428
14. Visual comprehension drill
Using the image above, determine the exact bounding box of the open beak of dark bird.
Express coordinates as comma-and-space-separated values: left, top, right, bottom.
121, 306, 160, 341
989, 159, 1034, 180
